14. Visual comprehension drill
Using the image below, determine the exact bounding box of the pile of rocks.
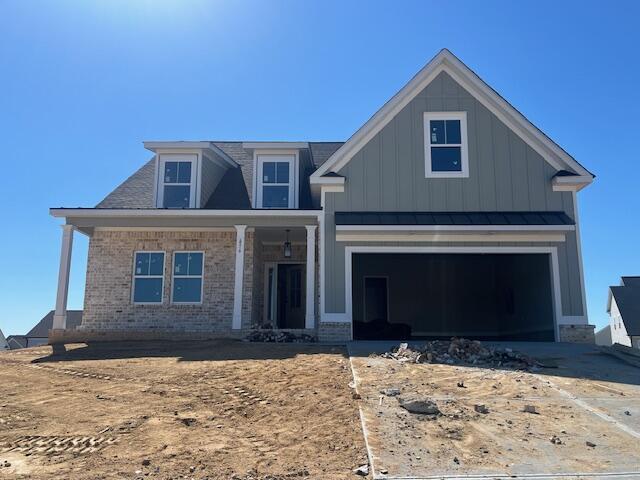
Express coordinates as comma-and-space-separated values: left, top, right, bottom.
245, 330, 316, 343
381, 338, 538, 370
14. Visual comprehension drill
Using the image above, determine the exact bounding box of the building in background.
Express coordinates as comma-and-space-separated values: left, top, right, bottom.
6, 311, 82, 349
607, 277, 640, 349
595, 325, 612, 346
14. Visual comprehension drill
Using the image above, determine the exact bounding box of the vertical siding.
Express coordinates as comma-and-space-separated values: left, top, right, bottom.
323, 70, 585, 319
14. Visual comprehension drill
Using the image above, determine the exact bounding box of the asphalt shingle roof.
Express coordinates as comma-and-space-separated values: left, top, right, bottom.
96, 142, 344, 209
27, 310, 83, 337
610, 286, 640, 336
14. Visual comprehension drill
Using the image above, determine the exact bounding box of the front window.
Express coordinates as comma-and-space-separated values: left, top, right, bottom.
256, 154, 296, 208
172, 252, 204, 304
424, 112, 468, 178
132, 252, 165, 304
158, 155, 197, 208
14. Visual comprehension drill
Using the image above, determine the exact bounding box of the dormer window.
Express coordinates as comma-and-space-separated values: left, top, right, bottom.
424, 112, 469, 178
157, 154, 197, 208
255, 153, 298, 208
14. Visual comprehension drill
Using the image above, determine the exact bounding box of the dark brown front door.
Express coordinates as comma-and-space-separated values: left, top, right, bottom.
277, 264, 305, 329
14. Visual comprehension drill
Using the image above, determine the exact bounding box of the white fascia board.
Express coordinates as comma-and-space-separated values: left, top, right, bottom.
552, 175, 592, 192
311, 49, 594, 181
50, 208, 321, 219
335, 224, 575, 232
144, 142, 237, 168
242, 142, 309, 150
309, 176, 345, 185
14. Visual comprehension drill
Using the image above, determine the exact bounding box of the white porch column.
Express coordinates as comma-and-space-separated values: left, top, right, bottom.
53, 224, 74, 330
232, 225, 247, 330
305, 225, 317, 329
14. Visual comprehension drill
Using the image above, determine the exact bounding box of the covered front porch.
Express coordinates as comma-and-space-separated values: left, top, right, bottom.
48, 209, 321, 342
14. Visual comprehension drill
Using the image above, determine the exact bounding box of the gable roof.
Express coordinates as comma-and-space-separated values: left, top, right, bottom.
27, 310, 83, 337
6, 336, 26, 349
311, 49, 594, 183
609, 286, 640, 336
0, 328, 8, 350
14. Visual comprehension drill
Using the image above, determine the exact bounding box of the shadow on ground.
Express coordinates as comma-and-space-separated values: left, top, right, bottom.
28, 340, 349, 364
20, 339, 640, 387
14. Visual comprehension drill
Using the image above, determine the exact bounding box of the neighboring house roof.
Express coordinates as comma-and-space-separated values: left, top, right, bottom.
96, 142, 344, 210
27, 310, 82, 337
0, 329, 8, 350
6, 336, 27, 349
312, 49, 594, 183
335, 211, 575, 227
607, 278, 640, 336
621, 276, 640, 288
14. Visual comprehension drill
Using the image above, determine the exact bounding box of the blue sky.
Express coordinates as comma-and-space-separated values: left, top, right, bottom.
1, 0, 638, 335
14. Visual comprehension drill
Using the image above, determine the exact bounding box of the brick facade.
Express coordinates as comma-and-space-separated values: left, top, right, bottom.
558, 324, 595, 344
318, 322, 352, 342
82, 230, 253, 333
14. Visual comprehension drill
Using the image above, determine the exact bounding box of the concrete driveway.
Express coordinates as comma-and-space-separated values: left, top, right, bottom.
348, 341, 640, 479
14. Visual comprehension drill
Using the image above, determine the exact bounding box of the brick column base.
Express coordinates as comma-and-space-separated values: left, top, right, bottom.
559, 324, 595, 344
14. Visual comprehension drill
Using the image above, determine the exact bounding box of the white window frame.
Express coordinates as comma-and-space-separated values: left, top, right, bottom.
156, 154, 199, 208
171, 251, 205, 305
254, 151, 299, 209
131, 251, 165, 305
424, 111, 469, 178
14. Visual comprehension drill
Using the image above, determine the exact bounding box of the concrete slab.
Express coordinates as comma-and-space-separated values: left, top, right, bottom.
348, 341, 640, 479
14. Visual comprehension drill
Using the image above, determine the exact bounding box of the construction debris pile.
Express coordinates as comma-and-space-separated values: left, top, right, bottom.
381, 338, 539, 370
245, 330, 316, 343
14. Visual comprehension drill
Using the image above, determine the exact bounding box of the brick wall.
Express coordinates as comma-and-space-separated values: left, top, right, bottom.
558, 324, 595, 344
82, 230, 253, 333
318, 322, 352, 342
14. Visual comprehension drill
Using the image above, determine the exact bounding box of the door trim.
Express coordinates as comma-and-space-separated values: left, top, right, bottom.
263, 261, 306, 328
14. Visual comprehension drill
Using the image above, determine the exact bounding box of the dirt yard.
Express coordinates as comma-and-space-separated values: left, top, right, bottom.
0, 341, 367, 480
349, 341, 640, 479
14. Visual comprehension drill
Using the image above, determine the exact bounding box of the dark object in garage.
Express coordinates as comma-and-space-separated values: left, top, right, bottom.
353, 318, 412, 340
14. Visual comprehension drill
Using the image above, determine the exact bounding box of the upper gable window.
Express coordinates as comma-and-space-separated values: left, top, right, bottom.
157, 154, 197, 208
256, 153, 297, 208
424, 112, 469, 178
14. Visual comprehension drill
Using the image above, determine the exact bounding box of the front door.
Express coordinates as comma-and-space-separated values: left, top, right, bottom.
277, 264, 305, 329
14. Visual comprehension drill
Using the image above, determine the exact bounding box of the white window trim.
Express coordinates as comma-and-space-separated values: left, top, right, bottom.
156, 153, 200, 208
131, 251, 165, 305
253, 150, 299, 209
424, 111, 469, 178
171, 251, 205, 305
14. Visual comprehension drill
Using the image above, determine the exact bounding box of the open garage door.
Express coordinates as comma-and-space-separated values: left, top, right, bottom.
352, 253, 555, 341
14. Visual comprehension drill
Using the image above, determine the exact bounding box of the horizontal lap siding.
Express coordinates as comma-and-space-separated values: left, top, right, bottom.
323, 71, 584, 318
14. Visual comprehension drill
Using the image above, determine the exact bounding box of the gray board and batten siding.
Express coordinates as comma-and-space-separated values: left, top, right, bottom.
322, 71, 585, 319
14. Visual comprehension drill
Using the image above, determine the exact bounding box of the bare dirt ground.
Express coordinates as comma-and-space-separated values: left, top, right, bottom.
349, 341, 640, 479
0, 341, 368, 480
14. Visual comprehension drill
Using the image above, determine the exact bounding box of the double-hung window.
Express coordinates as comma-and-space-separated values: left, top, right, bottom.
132, 252, 165, 304
172, 252, 204, 304
158, 154, 197, 208
256, 154, 296, 208
424, 112, 469, 178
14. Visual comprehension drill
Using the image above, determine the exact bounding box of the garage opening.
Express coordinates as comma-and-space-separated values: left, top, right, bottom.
352, 253, 555, 341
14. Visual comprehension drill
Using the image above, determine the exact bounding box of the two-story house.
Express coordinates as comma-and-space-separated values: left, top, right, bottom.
607, 277, 640, 349
49, 49, 595, 344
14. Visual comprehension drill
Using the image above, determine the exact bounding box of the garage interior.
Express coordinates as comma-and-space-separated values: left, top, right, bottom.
352, 253, 555, 341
